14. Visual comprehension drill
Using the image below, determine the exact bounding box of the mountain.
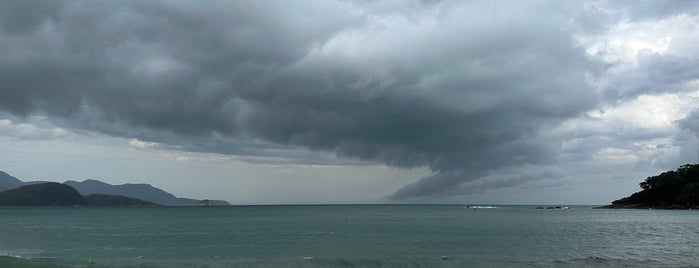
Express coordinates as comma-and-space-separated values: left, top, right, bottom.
0, 182, 159, 206
0, 170, 230, 206
599, 164, 699, 209
65, 179, 229, 206
0, 182, 87, 206
0, 171, 25, 191
84, 194, 159, 206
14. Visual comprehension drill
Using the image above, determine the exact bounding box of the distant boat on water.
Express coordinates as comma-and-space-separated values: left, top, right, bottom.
198, 199, 213, 206
465, 205, 498, 209
535, 206, 571, 210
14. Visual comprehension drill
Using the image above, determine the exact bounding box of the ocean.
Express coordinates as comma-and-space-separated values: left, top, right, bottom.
0, 205, 697, 267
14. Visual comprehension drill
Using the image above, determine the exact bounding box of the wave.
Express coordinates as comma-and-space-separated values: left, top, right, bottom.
0, 256, 107, 268
1, 254, 695, 268
526, 255, 696, 268
0, 256, 457, 268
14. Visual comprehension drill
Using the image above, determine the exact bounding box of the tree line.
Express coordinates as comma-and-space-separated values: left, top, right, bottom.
622, 164, 699, 208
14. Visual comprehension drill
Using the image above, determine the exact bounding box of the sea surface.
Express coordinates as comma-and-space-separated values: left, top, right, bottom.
0, 205, 698, 267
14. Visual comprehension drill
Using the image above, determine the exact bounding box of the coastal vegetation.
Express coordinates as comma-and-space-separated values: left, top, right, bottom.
84, 194, 159, 206
601, 164, 699, 209
0, 182, 87, 206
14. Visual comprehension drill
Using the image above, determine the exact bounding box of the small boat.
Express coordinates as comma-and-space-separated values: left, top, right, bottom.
197, 199, 213, 206
535, 206, 571, 210
465, 205, 498, 209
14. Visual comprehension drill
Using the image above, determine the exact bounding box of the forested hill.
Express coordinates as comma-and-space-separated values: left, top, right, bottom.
0, 182, 159, 207
0, 182, 87, 206
600, 164, 699, 209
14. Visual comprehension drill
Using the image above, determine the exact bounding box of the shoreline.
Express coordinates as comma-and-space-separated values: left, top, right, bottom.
595, 203, 699, 210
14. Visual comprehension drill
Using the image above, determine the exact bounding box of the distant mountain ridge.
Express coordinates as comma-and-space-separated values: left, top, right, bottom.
0, 171, 229, 206
0, 182, 159, 206
0, 171, 24, 191
83, 194, 159, 206
65, 179, 229, 206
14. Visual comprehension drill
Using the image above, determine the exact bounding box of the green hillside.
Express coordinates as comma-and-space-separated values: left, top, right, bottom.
601, 164, 699, 209
0, 182, 87, 206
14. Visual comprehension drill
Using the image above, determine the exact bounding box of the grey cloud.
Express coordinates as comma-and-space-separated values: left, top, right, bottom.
0, 0, 61, 35
390, 165, 565, 199
0, 113, 71, 140
681, 110, 699, 137
605, 52, 699, 99
597, 0, 699, 21
587, 2, 699, 104
391, 170, 485, 198
671, 111, 699, 167
1, 0, 673, 198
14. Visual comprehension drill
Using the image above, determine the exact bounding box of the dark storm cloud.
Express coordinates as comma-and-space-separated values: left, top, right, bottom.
0, 0, 61, 35
4, 0, 684, 198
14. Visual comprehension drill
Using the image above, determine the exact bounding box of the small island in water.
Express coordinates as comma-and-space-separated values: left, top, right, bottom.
599, 164, 699, 209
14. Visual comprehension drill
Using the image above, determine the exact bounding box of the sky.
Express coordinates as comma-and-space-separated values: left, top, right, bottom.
1, 0, 699, 205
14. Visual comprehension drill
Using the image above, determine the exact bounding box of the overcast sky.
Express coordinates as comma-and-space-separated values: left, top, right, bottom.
1, 0, 698, 205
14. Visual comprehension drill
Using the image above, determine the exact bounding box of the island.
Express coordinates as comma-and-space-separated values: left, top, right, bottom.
0, 182, 158, 207
598, 164, 699, 209
83, 194, 159, 206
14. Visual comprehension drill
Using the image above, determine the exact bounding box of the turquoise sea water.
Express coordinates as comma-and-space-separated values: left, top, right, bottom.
0, 205, 698, 267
